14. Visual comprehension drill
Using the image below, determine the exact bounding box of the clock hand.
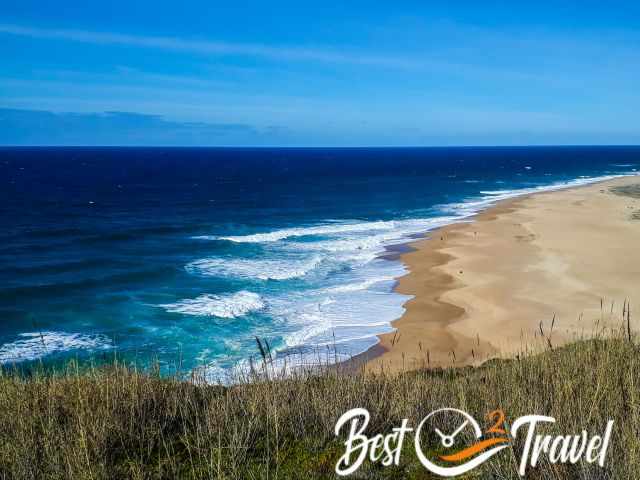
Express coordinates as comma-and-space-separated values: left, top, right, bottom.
450, 420, 469, 439
434, 428, 447, 440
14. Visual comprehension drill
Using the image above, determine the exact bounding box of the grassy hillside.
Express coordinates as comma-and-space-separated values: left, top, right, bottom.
0, 324, 638, 479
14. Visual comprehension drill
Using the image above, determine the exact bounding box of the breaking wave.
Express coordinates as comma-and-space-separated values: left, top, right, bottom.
161, 291, 265, 319
0, 331, 112, 364
185, 256, 323, 281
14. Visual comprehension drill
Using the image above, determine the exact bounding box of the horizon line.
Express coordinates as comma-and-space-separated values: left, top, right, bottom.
1, 144, 640, 149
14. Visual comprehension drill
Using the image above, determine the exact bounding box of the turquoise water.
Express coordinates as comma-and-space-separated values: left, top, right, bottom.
1, 146, 638, 379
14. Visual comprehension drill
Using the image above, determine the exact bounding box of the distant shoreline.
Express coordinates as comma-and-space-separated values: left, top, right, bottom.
358, 175, 640, 373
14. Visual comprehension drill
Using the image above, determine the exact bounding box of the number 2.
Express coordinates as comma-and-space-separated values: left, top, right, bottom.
486, 409, 506, 435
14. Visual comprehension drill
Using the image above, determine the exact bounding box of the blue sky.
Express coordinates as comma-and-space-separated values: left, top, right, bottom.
1, 1, 640, 146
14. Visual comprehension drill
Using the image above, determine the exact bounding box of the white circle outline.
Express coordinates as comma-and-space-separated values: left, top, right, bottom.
414, 408, 508, 477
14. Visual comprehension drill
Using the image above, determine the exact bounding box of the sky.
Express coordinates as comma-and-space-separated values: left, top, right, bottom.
1, 1, 640, 146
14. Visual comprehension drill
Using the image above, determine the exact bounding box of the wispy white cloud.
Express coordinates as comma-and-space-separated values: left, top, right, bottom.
10, 22, 634, 87
0, 23, 583, 87
0, 23, 421, 69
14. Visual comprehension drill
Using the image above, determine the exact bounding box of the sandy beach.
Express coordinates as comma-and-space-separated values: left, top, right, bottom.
364, 175, 640, 372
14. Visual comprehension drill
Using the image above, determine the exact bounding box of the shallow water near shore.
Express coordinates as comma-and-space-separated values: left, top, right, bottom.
1, 146, 639, 379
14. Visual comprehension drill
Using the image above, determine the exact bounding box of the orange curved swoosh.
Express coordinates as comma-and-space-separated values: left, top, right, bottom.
439, 437, 508, 462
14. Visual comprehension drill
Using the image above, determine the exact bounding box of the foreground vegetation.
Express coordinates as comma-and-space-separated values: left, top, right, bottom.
0, 322, 639, 479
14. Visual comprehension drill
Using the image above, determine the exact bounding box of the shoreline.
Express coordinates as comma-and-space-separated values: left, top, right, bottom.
356, 175, 640, 373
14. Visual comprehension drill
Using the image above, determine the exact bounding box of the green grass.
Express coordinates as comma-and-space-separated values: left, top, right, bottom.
0, 324, 639, 479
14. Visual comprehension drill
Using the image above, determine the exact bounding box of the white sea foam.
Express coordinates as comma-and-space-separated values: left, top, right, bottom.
186, 255, 322, 280
161, 291, 264, 318
216, 220, 395, 243
234, 282, 407, 379
284, 217, 457, 255
479, 190, 513, 195
266, 261, 408, 351
0, 332, 112, 364
187, 218, 430, 286
191, 235, 220, 240
323, 276, 398, 293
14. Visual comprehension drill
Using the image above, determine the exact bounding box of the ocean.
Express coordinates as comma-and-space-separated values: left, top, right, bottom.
1, 146, 638, 379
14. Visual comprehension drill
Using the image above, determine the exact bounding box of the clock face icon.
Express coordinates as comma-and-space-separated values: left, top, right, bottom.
414, 408, 509, 477
417, 408, 482, 450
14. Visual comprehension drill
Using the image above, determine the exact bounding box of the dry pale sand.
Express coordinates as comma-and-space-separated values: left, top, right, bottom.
363, 176, 640, 373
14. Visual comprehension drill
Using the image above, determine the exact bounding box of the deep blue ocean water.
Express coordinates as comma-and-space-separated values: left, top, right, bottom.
1, 146, 639, 379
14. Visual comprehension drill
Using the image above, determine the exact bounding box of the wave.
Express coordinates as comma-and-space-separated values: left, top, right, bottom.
479, 190, 513, 195
187, 217, 456, 285
185, 256, 322, 281
160, 291, 264, 319
0, 332, 112, 364
214, 220, 395, 243
268, 281, 407, 350
322, 276, 398, 293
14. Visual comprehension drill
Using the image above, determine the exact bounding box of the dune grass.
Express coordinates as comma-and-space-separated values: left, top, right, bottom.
0, 317, 638, 479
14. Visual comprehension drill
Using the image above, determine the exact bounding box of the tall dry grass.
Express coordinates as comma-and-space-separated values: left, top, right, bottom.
0, 316, 638, 479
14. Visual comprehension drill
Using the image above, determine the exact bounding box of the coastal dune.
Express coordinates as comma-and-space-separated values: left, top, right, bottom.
366, 176, 640, 371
